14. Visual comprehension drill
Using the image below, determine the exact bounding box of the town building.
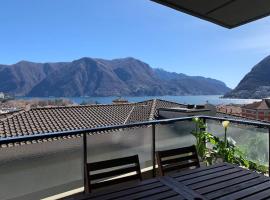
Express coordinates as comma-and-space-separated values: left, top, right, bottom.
0, 92, 4, 99
242, 99, 270, 121
216, 104, 242, 116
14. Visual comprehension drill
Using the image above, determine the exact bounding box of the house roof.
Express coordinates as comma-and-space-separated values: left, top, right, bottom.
0, 99, 185, 145
217, 112, 270, 124
242, 99, 270, 110
152, 0, 270, 28
242, 101, 262, 109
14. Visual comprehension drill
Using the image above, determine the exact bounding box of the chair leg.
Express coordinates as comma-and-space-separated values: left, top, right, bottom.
84, 164, 91, 194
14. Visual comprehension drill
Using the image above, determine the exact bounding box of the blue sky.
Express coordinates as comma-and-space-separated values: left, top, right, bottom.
1, 0, 270, 88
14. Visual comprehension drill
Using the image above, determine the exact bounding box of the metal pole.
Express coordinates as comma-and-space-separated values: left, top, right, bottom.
269, 128, 270, 176
202, 118, 206, 130
83, 133, 88, 193
152, 124, 156, 177
202, 118, 207, 149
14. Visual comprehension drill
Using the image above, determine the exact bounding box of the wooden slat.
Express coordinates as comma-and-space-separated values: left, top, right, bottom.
158, 145, 197, 157
86, 179, 159, 200
163, 161, 198, 173
91, 174, 141, 189
197, 173, 261, 194
87, 155, 139, 171
180, 167, 243, 185
244, 188, 270, 200
218, 181, 270, 200
112, 185, 171, 200
90, 166, 138, 180
206, 177, 269, 199
189, 170, 250, 189
170, 163, 228, 178
91, 184, 165, 200
173, 165, 233, 181
138, 190, 181, 200
164, 196, 186, 200
159, 176, 207, 200
162, 154, 198, 165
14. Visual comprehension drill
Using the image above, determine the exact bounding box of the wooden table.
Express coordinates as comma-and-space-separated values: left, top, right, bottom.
71, 163, 270, 200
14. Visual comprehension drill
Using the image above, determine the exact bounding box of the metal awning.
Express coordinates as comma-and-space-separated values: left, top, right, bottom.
152, 0, 270, 28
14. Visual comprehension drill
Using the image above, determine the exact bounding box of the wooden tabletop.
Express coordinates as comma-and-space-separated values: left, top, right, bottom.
171, 162, 270, 200
73, 163, 270, 200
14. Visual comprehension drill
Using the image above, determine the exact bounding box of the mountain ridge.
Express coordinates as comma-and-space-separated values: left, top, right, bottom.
0, 57, 231, 97
224, 55, 270, 99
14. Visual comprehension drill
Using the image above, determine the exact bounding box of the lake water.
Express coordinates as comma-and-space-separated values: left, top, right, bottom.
18, 95, 260, 105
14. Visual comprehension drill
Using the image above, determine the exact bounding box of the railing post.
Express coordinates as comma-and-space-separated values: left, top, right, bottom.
83, 133, 88, 193
152, 124, 156, 177
202, 118, 207, 148
202, 118, 206, 131
269, 128, 270, 176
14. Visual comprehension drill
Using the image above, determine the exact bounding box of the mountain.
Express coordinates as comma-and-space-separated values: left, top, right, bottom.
154, 68, 230, 95
0, 57, 231, 97
224, 55, 270, 99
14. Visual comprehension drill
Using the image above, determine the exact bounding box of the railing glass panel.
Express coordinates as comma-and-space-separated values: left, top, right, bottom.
0, 138, 84, 200
86, 127, 152, 169
207, 119, 269, 168
0, 127, 153, 199
156, 121, 196, 151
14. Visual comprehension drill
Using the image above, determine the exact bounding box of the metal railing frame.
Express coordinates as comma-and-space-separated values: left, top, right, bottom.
0, 115, 270, 193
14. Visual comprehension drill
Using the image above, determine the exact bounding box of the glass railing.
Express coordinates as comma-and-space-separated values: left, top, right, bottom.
207, 119, 269, 170
156, 121, 196, 151
0, 116, 269, 199
0, 137, 84, 200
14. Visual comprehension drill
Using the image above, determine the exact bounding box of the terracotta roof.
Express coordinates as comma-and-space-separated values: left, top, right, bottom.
216, 112, 270, 124
242, 99, 270, 110
0, 99, 185, 143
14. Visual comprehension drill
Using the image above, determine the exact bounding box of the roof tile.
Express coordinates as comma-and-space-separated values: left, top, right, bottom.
0, 99, 184, 144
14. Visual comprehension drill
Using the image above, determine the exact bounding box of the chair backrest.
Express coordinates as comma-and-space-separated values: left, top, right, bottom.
156, 145, 200, 176
85, 155, 142, 193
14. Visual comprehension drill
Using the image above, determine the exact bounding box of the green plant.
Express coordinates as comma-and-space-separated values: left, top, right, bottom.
248, 161, 268, 174
211, 136, 249, 168
191, 118, 268, 174
191, 117, 216, 165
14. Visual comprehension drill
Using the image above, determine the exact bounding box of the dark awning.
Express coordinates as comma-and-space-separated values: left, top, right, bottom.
151, 0, 270, 28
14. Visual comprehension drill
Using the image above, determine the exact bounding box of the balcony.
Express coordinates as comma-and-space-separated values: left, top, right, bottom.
0, 115, 270, 199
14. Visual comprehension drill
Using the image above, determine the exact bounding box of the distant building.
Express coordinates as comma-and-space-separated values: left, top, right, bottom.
158, 104, 215, 118
216, 104, 242, 116
112, 97, 128, 104
0, 92, 5, 99
242, 99, 270, 121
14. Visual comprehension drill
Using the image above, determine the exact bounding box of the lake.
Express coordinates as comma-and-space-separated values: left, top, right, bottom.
18, 95, 260, 105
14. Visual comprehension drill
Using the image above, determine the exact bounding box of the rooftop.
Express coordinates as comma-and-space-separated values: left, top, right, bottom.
242, 99, 270, 110
0, 99, 185, 144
